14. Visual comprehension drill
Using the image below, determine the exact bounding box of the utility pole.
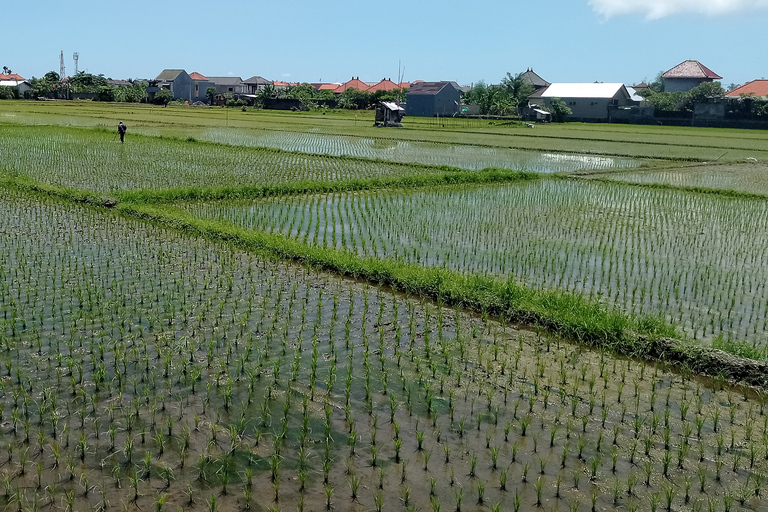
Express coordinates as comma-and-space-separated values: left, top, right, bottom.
59, 51, 65, 78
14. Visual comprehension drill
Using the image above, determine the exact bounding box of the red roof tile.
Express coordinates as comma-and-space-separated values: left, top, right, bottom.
662, 60, 722, 80
725, 80, 768, 98
0, 73, 25, 81
367, 79, 402, 92
334, 78, 371, 93
189, 72, 209, 81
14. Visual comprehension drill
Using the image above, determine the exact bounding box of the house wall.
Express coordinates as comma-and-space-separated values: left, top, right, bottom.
170, 72, 194, 102
214, 82, 245, 95
193, 80, 215, 102
665, 78, 710, 93
542, 93, 631, 121
406, 85, 461, 117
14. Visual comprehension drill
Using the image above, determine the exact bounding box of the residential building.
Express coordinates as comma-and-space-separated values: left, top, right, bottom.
147, 69, 194, 102
189, 72, 215, 102
529, 83, 634, 121
334, 77, 372, 93
726, 80, 768, 100
243, 76, 273, 94
662, 60, 722, 93
0, 78, 30, 96
208, 76, 246, 95
406, 81, 462, 117
520, 69, 550, 91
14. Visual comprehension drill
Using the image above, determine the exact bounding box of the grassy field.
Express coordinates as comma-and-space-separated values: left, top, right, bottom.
1, 101, 768, 511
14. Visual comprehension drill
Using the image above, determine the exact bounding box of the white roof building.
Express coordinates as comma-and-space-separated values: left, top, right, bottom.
537, 83, 629, 99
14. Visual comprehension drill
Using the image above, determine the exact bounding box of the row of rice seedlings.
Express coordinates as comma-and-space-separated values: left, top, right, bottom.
0, 126, 449, 193
187, 179, 768, 344
603, 166, 768, 197
200, 128, 641, 173
2, 189, 766, 512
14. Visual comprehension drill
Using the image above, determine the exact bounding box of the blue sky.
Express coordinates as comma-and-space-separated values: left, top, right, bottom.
4, 0, 766, 88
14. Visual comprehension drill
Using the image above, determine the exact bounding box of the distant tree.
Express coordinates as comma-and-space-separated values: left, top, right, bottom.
500, 72, 535, 115
29, 71, 61, 98
154, 87, 172, 105
256, 84, 275, 106
206, 86, 216, 104
464, 80, 517, 116
726, 83, 740, 92
649, 72, 665, 93
678, 81, 725, 112
0, 86, 15, 100
69, 72, 108, 92
546, 97, 572, 122
44, 71, 60, 83
286, 83, 315, 100
338, 88, 373, 109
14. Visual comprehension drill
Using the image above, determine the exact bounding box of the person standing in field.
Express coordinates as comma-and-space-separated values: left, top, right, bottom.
118, 121, 127, 143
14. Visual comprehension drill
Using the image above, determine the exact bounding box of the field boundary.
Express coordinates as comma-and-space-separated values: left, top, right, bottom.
114, 168, 541, 203
569, 174, 768, 200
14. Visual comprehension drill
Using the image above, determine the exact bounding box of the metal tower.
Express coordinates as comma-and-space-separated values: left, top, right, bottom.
73, 52, 79, 75
59, 51, 65, 78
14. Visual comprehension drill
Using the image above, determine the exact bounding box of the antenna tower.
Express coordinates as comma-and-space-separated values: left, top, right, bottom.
59, 51, 65, 78
73, 52, 79, 74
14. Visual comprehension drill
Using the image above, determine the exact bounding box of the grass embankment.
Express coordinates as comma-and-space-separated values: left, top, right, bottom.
116, 168, 540, 203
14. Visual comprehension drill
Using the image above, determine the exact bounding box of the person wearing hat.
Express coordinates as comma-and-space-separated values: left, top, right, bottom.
117, 121, 127, 143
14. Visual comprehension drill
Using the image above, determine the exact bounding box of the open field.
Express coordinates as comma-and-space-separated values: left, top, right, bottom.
2, 102, 768, 510
2, 189, 767, 512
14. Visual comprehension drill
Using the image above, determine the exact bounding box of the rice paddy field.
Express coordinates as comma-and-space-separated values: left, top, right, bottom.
182, 179, 768, 344
1, 101, 768, 511
586, 163, 768, 197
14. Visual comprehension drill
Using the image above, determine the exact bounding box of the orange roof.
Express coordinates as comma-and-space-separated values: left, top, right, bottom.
726, 80, 768, 99
189, 72, 209, 81
367, 79, 402, 92
318, 83, 340, 90
334, 77, 371, 93
0, 73, 25, 81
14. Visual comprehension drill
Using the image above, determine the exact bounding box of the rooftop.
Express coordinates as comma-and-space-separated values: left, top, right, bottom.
725, 79, 768, 98
533, 83, 628, 99
662, 60, 722, 80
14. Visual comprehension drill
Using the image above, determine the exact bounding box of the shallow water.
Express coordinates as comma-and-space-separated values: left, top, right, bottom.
199, 129, 642, 173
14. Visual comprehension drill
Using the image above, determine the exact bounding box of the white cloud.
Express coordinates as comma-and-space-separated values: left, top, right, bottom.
589, 0, 768, 19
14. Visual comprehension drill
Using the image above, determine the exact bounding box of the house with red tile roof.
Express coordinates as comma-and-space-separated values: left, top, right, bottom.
367, 79, 403, 93
334, 77, 372, 93
726, 80, 768, 100
662, 60, 722, 92
0, 73, 25, 81
189, 72, 215, 102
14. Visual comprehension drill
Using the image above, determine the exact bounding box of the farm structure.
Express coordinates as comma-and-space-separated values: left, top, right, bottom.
529, 83, 635, 122
374, 101, 405, 126
406, 81, 463, 117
